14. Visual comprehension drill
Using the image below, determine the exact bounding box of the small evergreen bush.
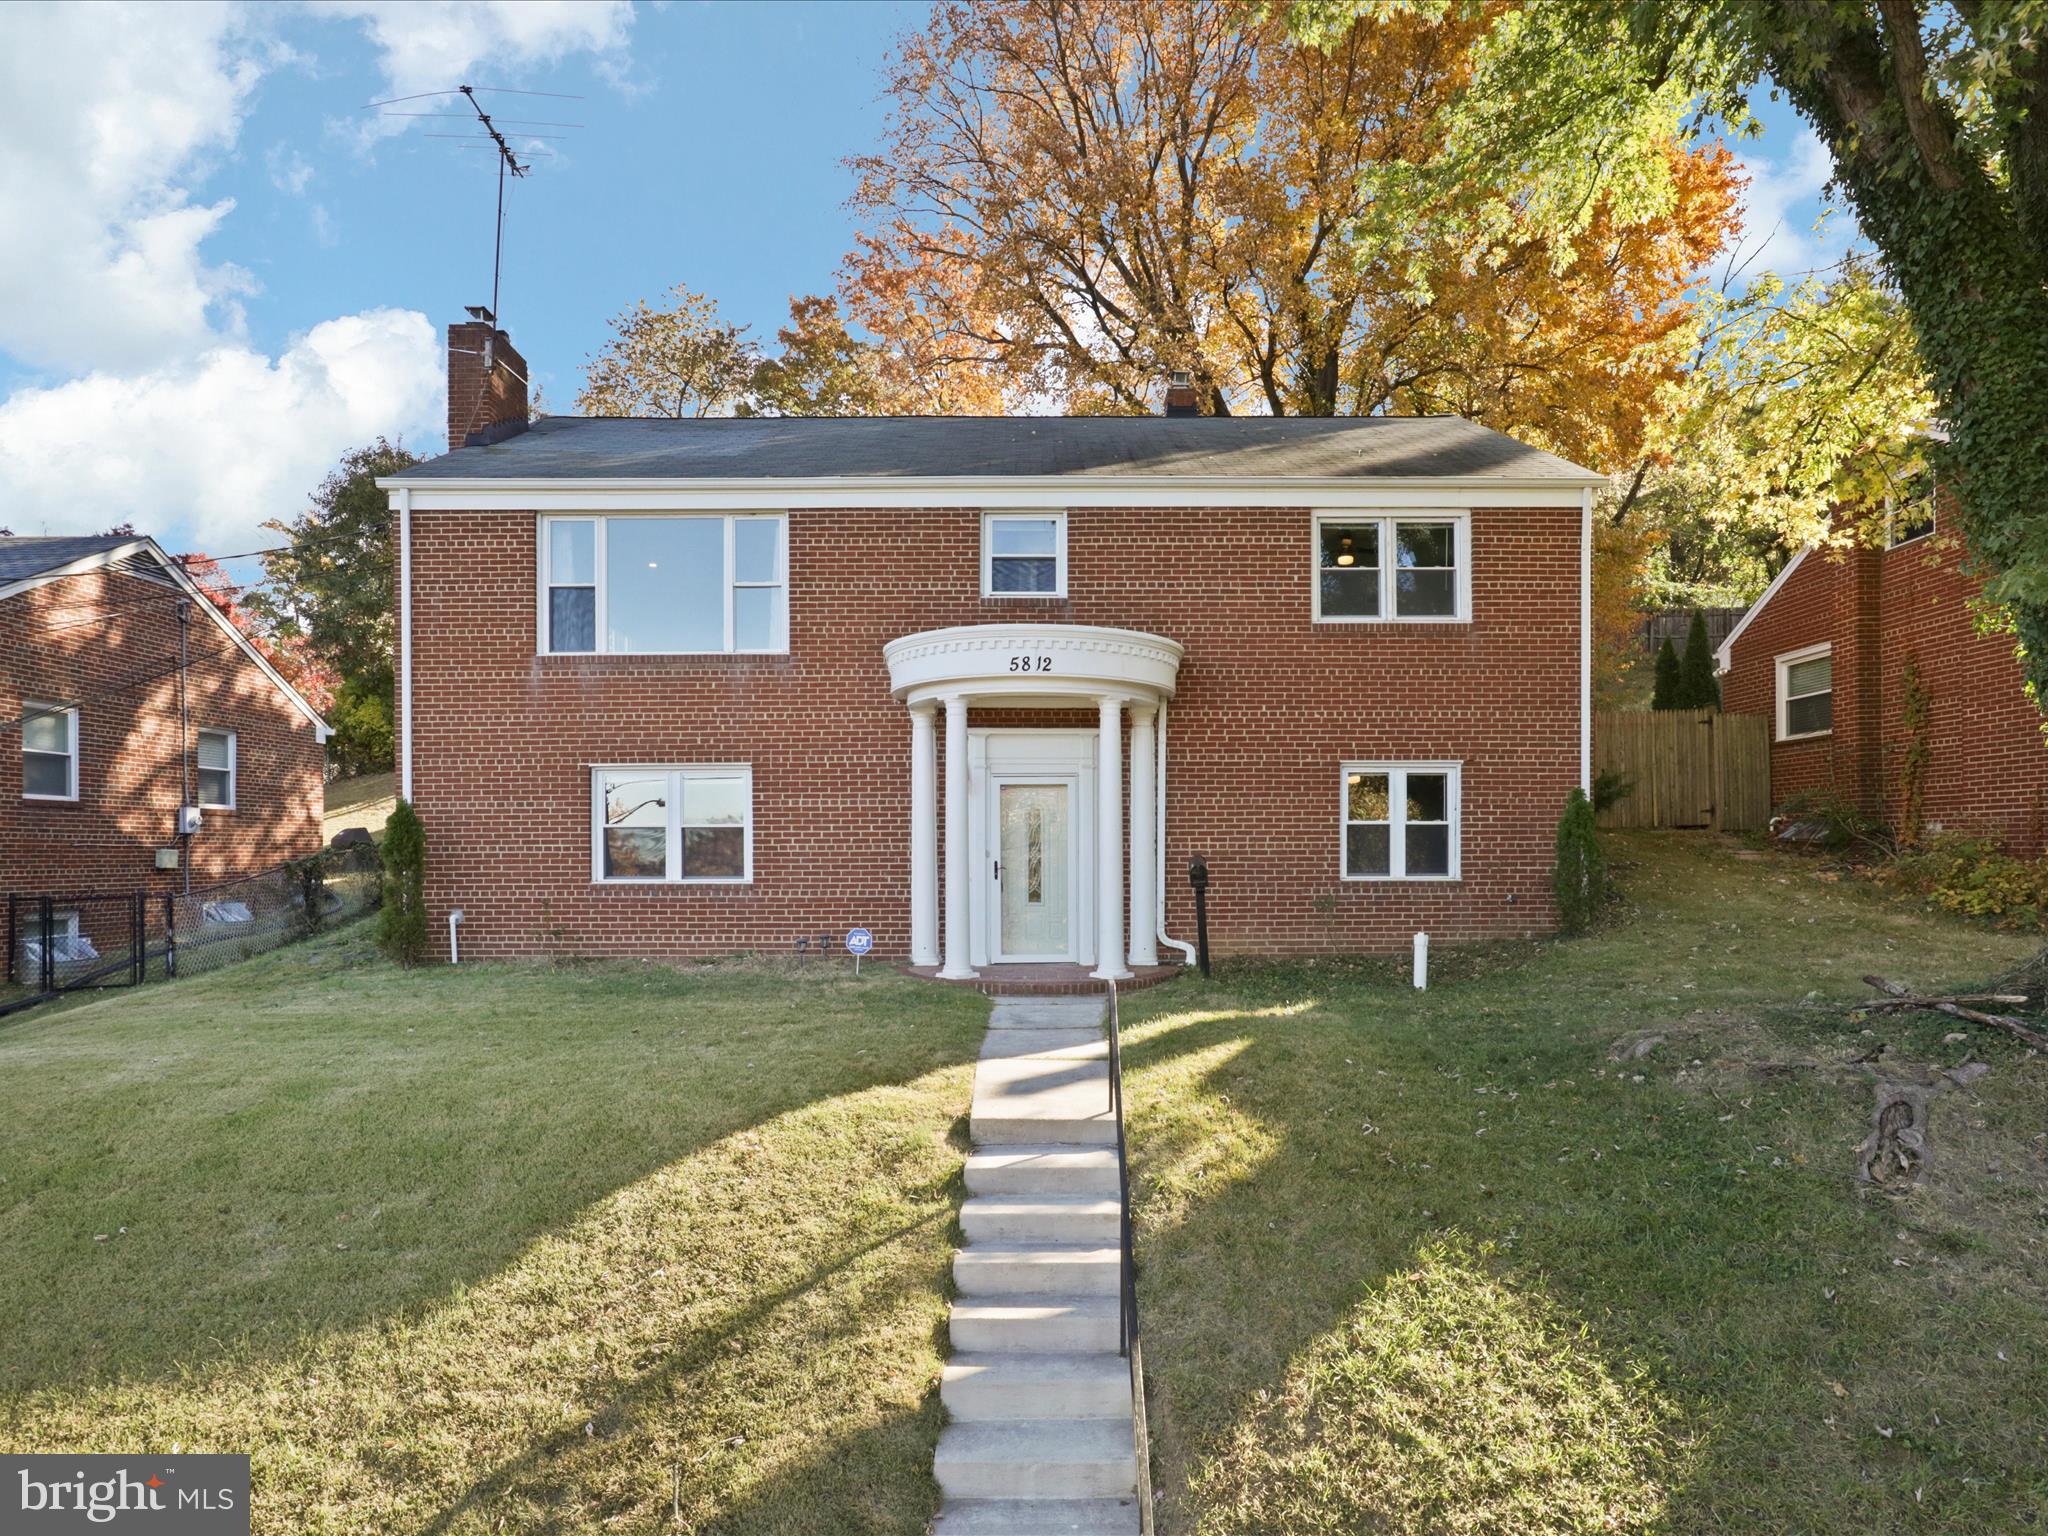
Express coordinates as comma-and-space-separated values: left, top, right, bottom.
1677, 611, 1721, 709
1553, 787, 1604, 934
1592, 769, 1635, 814
1651, 637, 1682, 710
379, 798, 428, 965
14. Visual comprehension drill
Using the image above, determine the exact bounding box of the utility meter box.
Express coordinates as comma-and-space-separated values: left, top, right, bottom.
177, 806, 203, 835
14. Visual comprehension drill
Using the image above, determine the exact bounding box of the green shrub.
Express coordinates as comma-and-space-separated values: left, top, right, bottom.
1774, 787, 1891, 855
1651, 637, 1682, 710
379, 798, 428, 965
1884, 833, 2048, 925
1553, 787, 1604, 934
1592, 769, 1635, 814
1678, 610, 1721, 709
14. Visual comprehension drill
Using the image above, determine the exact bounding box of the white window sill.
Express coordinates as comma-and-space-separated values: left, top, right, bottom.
1340, 874, 1462, 884
1314, 615, 1471, 626
541, 650, 791, 660
981, 591, 1066, 601
592, 878, 754, 888
1777, 729, 1832, 744
22, 793, 78, 804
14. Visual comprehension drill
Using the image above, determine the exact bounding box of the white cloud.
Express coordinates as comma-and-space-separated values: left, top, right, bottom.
314, 0, 633, 139
1724, 127, 1859, 284
0, 2, 264, 375
0, 310, 442, 551
267, 143, 315, 197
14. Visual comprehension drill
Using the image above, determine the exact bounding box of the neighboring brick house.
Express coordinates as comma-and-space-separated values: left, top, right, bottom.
1717, 492, 2048, 849
1, 536, 331, 936
380, 323, 1602, 970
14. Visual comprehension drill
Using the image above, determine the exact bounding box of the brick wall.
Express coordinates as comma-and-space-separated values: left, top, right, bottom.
0, 568, 327, 896
1722, 520, 2048, 849
409, 503, 1581, 961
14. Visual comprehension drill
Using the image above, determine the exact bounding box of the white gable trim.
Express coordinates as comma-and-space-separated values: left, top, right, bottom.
379, 473, 1602, 513
0, 538, 331, 739
1714, 546, 1812, 675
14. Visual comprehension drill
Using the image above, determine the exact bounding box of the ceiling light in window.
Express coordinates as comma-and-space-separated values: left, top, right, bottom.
1335, 537, 1356, 568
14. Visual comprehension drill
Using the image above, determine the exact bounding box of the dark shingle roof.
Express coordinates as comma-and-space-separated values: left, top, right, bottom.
390, 415, 1602, 484
0, 534, 143, 583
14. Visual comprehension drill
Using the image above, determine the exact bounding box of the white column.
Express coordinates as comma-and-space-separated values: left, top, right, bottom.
1091, 695, 1131, 980
1127, 702, 1158, 968
939, 694, 977, 979
908, 703, 939, 966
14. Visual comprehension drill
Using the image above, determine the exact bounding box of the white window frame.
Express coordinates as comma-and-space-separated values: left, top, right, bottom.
1312, 511, 1471, 624
538, 514, 789, 656
1775, 642, 1834, 742
196, 727, 236, 810
981, 511, 1068, 599
1339, 760, 1462, 881
22, 701, 78, 802
590, 763, 754, 885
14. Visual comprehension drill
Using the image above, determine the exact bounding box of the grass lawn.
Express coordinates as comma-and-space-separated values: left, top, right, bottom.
1125, 832, 2048, 1534
0, 928, 985, 1533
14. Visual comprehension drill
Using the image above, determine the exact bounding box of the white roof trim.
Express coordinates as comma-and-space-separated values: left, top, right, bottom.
1715, 546, 1812, 675
378, 472, 1602, 513
0, 537, 332, 739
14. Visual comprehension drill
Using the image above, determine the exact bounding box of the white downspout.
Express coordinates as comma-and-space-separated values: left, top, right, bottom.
1155, 699, 1196, 966
399, 486, 414, 802
1580, 485, 1593, 794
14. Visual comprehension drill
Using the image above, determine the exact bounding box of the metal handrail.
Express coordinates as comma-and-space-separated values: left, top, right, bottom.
1106, 978, 1136, 1360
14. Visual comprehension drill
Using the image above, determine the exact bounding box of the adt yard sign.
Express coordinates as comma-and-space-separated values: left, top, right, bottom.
846, 927, 874, 975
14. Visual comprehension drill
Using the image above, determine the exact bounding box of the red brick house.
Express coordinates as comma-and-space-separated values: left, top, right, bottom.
1, 536, 330, 931
1718, 491, 2048, 849
380, 323, 1602, 971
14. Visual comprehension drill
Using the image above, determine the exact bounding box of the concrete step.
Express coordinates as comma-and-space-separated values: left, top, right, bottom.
942, 1351, 1133, 1421
965, 1146, 1121, 1198
989, 999, 1107, 1031
962, 1196, 1121, 1245
934, 1419, 1137, 1501
954, 1245, 1120, 1297
972, 1030, 1117, 1147
950, 1296, 1121, 1355
932, 1498, 1142, 1535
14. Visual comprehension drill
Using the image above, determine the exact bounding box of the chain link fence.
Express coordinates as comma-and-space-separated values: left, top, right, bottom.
2, 843, 381, 1016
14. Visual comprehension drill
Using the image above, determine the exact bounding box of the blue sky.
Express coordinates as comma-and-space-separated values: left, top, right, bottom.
0, 2, 1852, 562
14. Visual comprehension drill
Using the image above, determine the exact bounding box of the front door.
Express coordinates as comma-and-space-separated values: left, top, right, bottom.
996, 781, 1071, 961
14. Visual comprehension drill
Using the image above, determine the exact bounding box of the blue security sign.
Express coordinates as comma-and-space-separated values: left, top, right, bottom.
845, 928, 874, 956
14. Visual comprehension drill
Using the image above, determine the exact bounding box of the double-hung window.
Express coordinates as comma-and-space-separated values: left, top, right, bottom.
1342, 762, 1461, 880
593, 765, 753, 884
22, 702, 77, 800
1886, 468, 1937, 548
1314, 513, 1467, 622
1776, 644, 1833, 741
197, 728, 235, 809
542, 515, 788, 655
983, 512, 1066, 597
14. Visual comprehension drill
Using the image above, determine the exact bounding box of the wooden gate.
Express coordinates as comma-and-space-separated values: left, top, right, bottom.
1593, 709, 1771, 833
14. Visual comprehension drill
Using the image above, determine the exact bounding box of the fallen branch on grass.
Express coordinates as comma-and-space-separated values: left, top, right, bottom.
1860, 975, 2048, 1052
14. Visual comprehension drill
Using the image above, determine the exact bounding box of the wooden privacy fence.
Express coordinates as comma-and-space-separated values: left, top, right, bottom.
1594, 709, 1771, 832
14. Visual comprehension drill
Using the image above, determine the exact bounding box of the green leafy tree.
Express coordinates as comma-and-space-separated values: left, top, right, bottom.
1651, 637, 1682, 710
1286, 0, 2048, 711
1553, 787, 1605, 934
248, 439, 421, 776
378, 799, 428, 966
1678, 610, 1722, 710
578, 284, 759, 418
743, 295, 913, 417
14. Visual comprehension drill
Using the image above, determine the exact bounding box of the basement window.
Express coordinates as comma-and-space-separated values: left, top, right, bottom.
1341, 762, 1461, 880
1776, 644, 1833, 741
541, 515, 787, 655
592, 765, 753, 884
22, 701, 77, 801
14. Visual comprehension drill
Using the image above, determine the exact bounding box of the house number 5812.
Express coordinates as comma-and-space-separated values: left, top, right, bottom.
1008, 655, 1054, 673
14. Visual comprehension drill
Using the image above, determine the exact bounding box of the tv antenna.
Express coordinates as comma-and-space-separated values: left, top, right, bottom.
368, 84, 584, 326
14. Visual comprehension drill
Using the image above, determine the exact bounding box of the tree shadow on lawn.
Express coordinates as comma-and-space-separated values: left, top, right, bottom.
1121, 840, 2048, 1534
0, 932, 986, 1404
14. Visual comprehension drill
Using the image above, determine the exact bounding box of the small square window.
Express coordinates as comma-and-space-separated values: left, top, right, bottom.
984, 513, 1066, 597
1319, 523, 1380, 617
1777, 646, 1833, 741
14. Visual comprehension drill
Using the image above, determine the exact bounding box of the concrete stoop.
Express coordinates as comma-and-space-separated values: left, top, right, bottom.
936, 995, 1142, 1536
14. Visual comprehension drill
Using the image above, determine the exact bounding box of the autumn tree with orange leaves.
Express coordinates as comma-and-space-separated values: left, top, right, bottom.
843, 0, 1739, 472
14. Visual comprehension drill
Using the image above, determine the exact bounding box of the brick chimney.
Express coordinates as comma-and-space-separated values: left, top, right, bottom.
1163, 369, 1199, 418
446, 319, 529, 449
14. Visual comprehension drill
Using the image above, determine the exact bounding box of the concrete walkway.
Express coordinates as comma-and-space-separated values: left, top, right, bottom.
934, 995, 1142, 1536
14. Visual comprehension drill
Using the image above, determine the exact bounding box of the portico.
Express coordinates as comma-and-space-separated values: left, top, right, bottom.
884, 623, 1184, 981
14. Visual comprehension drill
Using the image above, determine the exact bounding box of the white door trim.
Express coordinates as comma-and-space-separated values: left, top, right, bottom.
989, 774, 1079, 962
967, 728, 1098, 969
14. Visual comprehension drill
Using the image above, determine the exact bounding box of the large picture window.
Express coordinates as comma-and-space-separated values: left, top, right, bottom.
592, 765, 753, 884
1314, 513, 1468, 622
1776, 644, 1833, 741
541, 515, 787, 655
22, 702, 77, 801
1341, 761, 1461, 880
